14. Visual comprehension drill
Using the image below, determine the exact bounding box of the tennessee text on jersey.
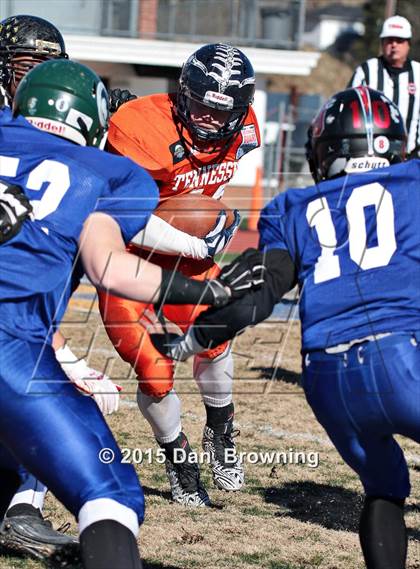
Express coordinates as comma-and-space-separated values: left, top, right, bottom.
108, 93, 261, 201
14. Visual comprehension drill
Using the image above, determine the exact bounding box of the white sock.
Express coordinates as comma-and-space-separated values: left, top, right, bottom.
194, 347, 233, 408
78, 498, 139, 538
136, 388, 182, 444
8, 473, 47, 513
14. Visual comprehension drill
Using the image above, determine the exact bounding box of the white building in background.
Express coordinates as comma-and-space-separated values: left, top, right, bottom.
303, 3, 364, 51
0, 0, 320, 193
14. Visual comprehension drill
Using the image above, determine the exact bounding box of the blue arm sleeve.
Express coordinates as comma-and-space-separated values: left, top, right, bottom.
95, 160, 159, 244
258, 194, 289, 251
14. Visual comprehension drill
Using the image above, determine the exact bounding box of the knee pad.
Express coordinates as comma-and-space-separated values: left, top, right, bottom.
136, 359, 174, 398
134, 335, 174, 398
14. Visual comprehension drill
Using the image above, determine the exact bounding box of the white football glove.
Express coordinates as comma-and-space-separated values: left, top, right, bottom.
60, 358, 120, 415
70, 368, 120, 416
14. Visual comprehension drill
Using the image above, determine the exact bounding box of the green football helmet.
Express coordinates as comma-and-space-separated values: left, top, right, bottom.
13, 59, 109, 148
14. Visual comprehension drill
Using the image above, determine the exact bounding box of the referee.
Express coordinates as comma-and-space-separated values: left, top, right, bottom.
348, 15, 420, 158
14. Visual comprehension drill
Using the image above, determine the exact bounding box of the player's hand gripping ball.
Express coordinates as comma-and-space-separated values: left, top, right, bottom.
154, 194, 240, 258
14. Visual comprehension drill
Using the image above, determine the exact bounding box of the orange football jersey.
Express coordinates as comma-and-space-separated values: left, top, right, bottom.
107, 93, 260, 202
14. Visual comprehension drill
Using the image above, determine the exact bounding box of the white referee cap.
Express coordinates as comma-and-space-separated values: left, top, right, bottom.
380, 15, 412, 39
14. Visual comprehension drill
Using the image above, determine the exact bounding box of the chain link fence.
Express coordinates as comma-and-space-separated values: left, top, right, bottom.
263, 93, 323, 198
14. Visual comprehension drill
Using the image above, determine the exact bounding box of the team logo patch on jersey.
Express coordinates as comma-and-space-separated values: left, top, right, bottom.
236, 124, 258, 159
169, 141, 187, 164
408, 82, 416, 95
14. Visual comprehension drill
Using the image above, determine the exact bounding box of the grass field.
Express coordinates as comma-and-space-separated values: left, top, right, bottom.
1, 290, 419, 569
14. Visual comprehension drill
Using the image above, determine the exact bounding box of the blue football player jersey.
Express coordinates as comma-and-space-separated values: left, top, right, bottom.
0, 108, 159, 342
259, 160, 420, 351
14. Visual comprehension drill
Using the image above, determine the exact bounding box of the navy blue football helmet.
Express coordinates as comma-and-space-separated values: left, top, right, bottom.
177, 43, 255, 144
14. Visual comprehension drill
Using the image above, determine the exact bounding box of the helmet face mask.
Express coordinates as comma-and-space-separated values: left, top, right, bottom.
179, 95, 245, 142
306, 86, 407, 183
0, 15, 68, 95
13, 59, 109, 148
7, 53, 53, 94
176, 43, 255, 148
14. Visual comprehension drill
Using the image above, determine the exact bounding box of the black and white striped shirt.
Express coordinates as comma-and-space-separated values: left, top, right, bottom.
349, 56, 420, 155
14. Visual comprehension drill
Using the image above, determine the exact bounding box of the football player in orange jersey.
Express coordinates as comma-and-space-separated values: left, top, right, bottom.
99, 43, 260, 506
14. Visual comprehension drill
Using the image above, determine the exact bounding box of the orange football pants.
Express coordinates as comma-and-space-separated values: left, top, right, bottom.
98, 253, 229, 398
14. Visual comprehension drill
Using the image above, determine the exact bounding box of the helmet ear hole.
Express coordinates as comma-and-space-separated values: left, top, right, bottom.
176, 43, 255, 145
307, 86, 407, 182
